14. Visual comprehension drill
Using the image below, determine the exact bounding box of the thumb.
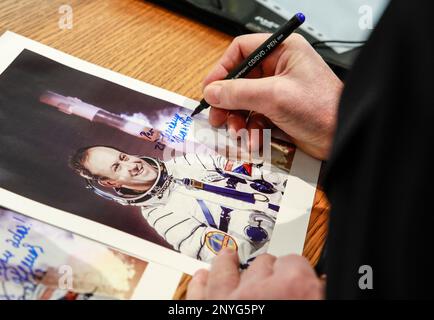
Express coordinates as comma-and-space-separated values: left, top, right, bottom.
203, 78, 278, 113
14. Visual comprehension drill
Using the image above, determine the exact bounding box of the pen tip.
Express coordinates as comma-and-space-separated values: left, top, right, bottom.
191, 99, 209, 117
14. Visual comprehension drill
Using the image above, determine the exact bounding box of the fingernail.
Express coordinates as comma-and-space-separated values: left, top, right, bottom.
204, 83, 222, 105
219, 248, 236, 256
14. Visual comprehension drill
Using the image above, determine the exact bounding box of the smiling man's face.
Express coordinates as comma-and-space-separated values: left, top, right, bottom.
84, 146, 158, 191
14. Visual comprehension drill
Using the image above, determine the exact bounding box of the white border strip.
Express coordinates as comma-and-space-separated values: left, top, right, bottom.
131, 262, 184, 300
269, 150, 321, 256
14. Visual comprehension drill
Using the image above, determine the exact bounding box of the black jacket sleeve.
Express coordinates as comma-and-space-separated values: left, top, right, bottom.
324, 0, 434, 299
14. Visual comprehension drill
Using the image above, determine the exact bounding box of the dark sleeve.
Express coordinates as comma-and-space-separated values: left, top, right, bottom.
323, 0, 434, 299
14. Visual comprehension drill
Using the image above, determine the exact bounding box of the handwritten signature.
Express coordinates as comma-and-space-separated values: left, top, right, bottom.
160, 113, 193, 144
0, 216, 45, 300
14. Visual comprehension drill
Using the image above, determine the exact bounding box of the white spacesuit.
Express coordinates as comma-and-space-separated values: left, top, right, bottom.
115, 154, 287, 265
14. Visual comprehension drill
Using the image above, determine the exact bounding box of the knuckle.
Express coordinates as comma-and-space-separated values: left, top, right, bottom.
287, 33, 311, 52
291, 33, 304, 42
289, 266, 306, 280
279, 269, 309, 290
231, 35, 247, 48
282, 257, 313, 280
254, 253, 275, 264
233, 34, 252, 44
290, 33, 308, 45
230, 34, 262, 53
232, 35, 244, 43
223, 80, 237, 104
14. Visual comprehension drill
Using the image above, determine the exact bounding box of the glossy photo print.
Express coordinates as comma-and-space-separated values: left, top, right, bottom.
0, 207, 188, 300
0, 32, 321, 274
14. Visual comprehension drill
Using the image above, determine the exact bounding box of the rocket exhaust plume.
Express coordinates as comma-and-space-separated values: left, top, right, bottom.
39, 91, 160, 142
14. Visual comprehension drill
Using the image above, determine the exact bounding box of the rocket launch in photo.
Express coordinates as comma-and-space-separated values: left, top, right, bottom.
39, 91, 161, 142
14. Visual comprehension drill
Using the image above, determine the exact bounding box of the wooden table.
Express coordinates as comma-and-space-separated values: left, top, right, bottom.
0, 0, 329, 298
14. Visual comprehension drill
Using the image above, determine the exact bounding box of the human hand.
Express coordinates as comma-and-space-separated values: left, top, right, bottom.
203, 34, 343, 160
187, 250, 324, 300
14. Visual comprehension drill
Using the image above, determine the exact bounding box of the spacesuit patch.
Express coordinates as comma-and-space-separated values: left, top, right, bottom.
233, 163, 253, 176
205, 231, 238, 255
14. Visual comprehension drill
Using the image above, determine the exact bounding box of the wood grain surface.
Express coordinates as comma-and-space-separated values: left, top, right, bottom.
0, 0, 329, 298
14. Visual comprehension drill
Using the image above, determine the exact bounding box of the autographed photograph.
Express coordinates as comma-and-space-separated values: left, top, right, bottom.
0, 48, 299, 267
0, 206, 188, 300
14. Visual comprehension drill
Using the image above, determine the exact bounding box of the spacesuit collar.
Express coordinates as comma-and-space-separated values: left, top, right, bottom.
115, 157, 172, 205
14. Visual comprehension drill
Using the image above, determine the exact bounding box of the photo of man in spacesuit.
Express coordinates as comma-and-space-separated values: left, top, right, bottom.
69, 146, 288, 265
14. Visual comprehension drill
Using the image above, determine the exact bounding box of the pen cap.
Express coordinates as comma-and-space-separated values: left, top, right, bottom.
295, 13, 306, 24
